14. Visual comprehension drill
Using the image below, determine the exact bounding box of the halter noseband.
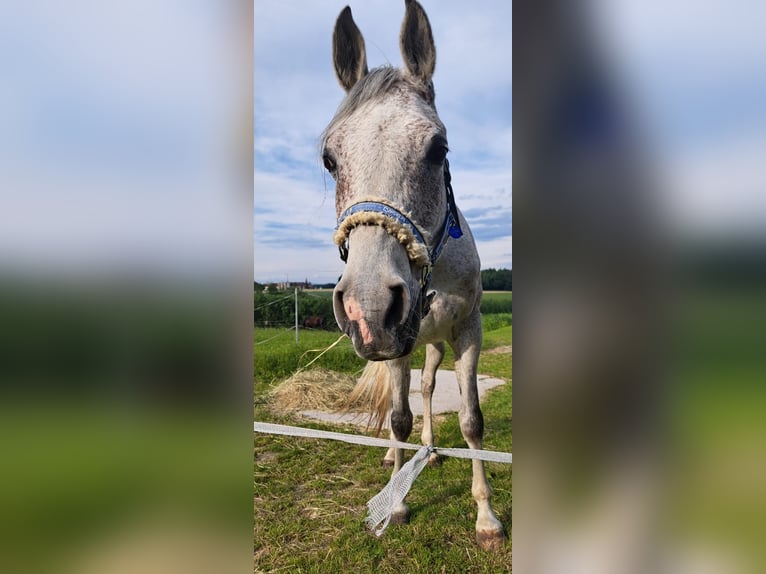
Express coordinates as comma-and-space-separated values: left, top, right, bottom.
334, 159, 463, 316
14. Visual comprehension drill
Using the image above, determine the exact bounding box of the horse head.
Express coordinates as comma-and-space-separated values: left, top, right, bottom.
322, 0, 455, 360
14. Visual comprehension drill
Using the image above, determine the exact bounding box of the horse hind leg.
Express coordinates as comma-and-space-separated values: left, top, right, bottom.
421, 342, 445, 466
453, 313, 507, 550
383, 441, 395, 467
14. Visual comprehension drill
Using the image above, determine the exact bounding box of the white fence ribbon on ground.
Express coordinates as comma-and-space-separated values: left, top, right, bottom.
253, 422, 513, 464
253, 421, 512, 536
365, 444, 433, 536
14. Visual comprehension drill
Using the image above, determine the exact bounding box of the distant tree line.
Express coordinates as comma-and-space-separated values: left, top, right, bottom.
481, 268, 512, 291
254, 268, 511, 300
254, 281, 336, 293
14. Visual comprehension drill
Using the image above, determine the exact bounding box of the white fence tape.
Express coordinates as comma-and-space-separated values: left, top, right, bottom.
253, 421, 513, 464
253, 421, 512, 536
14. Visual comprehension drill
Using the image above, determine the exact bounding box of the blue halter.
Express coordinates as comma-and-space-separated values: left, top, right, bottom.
335, 159, 463, 315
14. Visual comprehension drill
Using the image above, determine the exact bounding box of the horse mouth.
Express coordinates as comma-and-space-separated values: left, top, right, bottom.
344, 317, 419, 361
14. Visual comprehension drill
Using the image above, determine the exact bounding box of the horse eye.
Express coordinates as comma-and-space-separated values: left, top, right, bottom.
425, 142, 448, 164
322, 151, 337, 173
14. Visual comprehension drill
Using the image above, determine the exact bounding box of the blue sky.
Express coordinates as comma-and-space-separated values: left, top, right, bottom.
253, 1, 513, 284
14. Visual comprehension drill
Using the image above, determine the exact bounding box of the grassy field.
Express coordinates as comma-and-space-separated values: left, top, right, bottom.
254, 292, 512, 573
669, 288, 766, 570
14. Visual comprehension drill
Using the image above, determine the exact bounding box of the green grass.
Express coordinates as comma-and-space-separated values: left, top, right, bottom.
0, 407, 248, 573
254, 305, 512, 573
480, 291, 512, 314
667, 288, 766, 570
253, 291, 513, 394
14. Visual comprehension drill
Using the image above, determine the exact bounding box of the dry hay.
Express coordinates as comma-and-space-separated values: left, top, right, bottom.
268, 368, 367, 415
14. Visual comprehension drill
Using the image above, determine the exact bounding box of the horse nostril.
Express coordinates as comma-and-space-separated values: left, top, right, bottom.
384, 284, 409, 330
333, 289, 348, 329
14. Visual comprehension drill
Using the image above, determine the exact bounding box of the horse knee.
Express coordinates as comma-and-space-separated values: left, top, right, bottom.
459, 408, 484, 443
390, 409, 413, 441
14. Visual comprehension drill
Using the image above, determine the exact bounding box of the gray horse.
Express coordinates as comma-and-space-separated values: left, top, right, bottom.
321, 0, 506, 550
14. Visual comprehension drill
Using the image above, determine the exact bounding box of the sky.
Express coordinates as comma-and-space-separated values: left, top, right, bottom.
253, 1, 513, 284
1, 1, 247, 280
0, 1, 763, 283
591, 0, 766, 240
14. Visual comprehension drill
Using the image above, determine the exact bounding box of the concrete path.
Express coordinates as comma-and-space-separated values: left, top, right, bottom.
300, 369, 505, 428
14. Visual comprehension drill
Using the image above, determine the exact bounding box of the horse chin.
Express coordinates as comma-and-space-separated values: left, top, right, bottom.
358, 337, 417, 361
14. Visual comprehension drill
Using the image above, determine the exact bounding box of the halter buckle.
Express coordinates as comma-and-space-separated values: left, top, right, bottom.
422, 289, 436, 317
420, 265, 435, 316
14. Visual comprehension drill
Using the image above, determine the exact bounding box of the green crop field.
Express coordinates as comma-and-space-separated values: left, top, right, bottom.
254, 292, 512, 573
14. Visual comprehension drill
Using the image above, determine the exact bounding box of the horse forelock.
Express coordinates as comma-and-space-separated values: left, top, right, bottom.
320, 66, 434, 150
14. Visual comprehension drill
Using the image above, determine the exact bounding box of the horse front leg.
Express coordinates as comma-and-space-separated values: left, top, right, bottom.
452, 311, 507, 550
421, 342, 445, 465
383, 341, 442, 468
386, 356, 412, 524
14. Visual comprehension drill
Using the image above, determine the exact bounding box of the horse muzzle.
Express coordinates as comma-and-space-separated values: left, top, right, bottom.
333, 276, 420, 360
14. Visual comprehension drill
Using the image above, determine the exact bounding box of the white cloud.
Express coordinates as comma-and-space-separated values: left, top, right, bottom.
0, 1, 248, 279
664, 134, 766, 238
253, 170, 343, 283
476, 236, 513, 270
589, 0, 766, 241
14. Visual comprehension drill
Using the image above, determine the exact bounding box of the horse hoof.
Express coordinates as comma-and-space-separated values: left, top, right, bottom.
476, 528, 507, 551
427, 453, 442, 467
381, 458, 394, 468
390, 509, 411, 524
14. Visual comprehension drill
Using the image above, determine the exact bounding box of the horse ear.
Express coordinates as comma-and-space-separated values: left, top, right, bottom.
332, 6, 369, 92
400, 0, 435, 85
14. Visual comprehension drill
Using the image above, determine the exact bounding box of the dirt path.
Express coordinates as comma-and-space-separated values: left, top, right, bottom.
300, 369, 506, 427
